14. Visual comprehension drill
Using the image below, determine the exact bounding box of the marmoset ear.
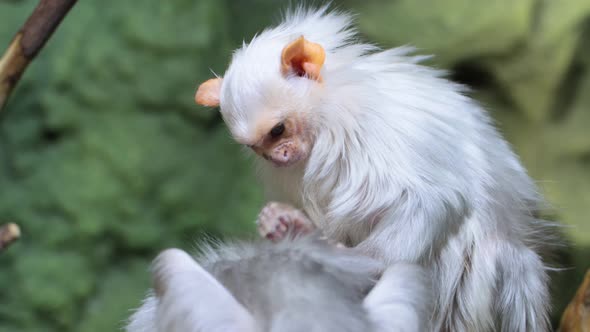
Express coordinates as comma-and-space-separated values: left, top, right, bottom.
281, 36, 325, 81
195, 77, 223, 107
363, 264, 432, 332
152, 249, 255, 332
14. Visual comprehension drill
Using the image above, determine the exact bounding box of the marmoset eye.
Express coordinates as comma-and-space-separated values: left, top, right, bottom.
270, 123, 285, 138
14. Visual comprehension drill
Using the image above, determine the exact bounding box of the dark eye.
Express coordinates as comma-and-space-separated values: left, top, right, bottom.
270, 122, 285, 138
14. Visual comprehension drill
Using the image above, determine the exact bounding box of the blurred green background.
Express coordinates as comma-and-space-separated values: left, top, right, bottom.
0, 0, 588, 330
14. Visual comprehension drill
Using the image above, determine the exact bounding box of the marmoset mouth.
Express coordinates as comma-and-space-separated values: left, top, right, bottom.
265, 141, 304, 167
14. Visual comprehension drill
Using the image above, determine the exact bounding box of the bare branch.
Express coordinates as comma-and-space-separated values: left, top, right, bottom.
0, 0, 78, 111
560, 269, 590, 331
0, 223, 21, 252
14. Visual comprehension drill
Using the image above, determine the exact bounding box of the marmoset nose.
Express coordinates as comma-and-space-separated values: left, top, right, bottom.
272, 147, 290, 163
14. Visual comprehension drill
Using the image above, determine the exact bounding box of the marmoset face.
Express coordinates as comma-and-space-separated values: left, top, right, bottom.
195, 36, 324, 168
240, 113, 313, 167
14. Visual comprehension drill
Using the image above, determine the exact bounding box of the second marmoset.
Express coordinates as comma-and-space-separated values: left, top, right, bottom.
195, 6, 556, 331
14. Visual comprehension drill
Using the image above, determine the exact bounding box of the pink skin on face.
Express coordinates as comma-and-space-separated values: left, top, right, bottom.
263, 140, 303, 167
245, 115, 312, 168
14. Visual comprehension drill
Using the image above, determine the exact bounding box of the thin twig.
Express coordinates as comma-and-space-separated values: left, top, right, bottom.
0, 0, 78, 111
0, 223, 21, 251
560, 269, 590, 331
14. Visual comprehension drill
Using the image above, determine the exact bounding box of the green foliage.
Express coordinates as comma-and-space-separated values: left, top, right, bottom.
0, 0, 266, 330
0, 0, 589, 330
350, 0, 535, 65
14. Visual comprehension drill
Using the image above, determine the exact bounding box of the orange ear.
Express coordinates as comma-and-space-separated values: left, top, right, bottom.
195, 78, 222, 107
281, 36, 325, 81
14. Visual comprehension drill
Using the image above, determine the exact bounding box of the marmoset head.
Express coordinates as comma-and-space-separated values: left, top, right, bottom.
195, 36, 325, 167
127, 235, 431, 332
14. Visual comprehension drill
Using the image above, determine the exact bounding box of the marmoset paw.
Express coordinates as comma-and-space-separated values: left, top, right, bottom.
256, 202, 315, 242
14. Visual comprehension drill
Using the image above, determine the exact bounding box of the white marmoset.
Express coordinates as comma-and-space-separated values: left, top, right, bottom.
126, 235, 431, 332
195, 6, 556, 331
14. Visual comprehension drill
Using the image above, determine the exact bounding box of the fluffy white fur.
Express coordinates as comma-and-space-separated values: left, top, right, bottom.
126, 249, 256, 332
126, 236, 431, 332
218, 6, 554, 331
364, 263, 432, 332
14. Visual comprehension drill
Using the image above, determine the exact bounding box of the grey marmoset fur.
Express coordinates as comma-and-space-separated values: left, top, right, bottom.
126, 234, 431, 332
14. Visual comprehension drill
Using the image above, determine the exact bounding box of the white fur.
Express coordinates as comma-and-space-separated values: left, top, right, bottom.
364, 264, 432, 332
126, 249, 256, 332
218, 6, 553, 331
126, 239, 431, 332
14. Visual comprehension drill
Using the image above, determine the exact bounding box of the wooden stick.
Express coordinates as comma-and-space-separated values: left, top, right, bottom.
560, 269, 590, 332
0, 0, 78, 111
0, 223, 21, 251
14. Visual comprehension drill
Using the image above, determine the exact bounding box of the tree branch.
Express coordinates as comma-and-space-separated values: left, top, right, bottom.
0, 223, 21, 252
0, 0, 78, 111
560, 269, 590, 331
